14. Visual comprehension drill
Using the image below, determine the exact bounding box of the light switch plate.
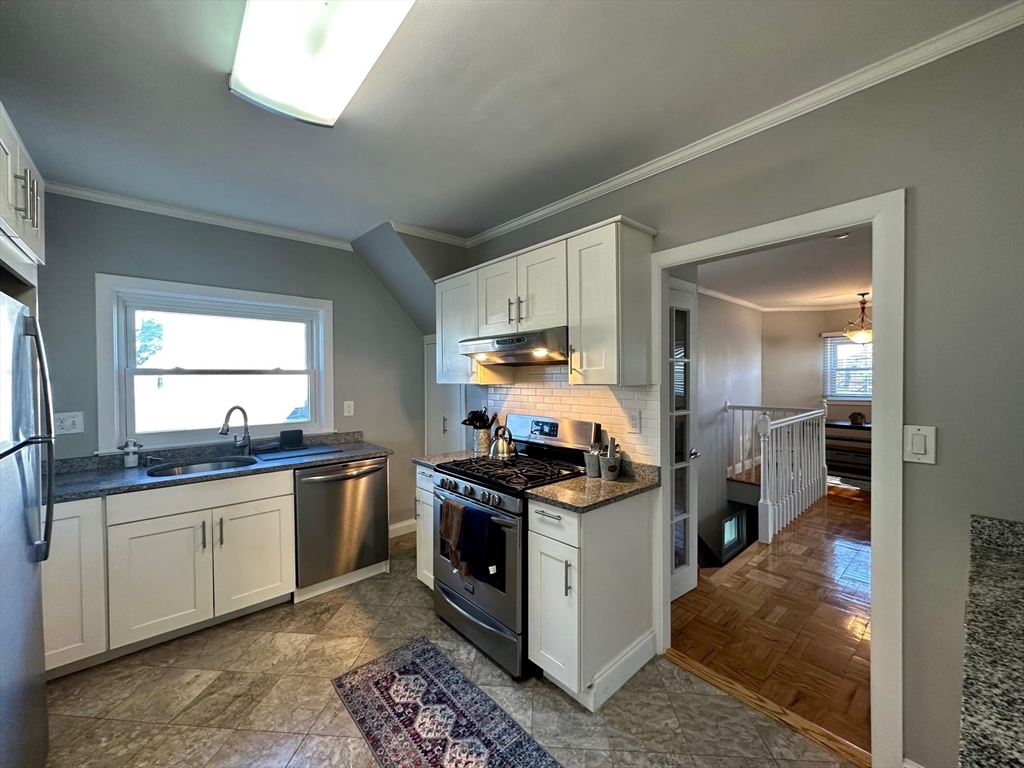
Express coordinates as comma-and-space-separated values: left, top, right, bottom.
54, 411, 85, 434
903, 425, 936, 464
343, 401, 354, 417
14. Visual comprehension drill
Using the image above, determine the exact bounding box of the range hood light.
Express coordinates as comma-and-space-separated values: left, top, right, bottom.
474, 353, 488, 362
229, 0, 415, 127
532, 348, 549, 357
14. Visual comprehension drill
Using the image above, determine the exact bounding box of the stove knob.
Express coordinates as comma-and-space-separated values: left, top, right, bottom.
491, 495, 502, 509
481, 491, 492, 505
463, 485, 474, 497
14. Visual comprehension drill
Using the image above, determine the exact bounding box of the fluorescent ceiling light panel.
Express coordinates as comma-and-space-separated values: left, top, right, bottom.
230, 0, 414, 127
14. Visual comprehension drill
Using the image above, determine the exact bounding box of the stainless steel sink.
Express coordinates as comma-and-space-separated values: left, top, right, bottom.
146, 457, 258, 477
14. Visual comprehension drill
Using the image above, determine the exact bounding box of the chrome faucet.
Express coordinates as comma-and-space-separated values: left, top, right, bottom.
218, 406, 251, 455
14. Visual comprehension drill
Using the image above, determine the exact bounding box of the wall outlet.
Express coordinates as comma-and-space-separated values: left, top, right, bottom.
55, 411, 85, 434
343, 401, 355, 417
627, 408, 642, 434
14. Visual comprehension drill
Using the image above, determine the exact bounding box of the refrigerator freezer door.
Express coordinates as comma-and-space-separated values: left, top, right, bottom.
0, 292, 48, 768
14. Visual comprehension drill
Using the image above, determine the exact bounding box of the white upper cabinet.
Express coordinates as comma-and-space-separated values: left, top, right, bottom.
0, 101, 45, 265
435, 216, 652, 386
517, 241, 567, 332
567, 222, 653, 386
477, 259, 518, 337
436, 273, 478, 384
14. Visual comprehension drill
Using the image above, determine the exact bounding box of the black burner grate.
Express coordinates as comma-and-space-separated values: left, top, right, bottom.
437, 455, 583, 491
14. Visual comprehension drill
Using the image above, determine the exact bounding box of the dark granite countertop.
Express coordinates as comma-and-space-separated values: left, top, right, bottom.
53, 440, 392, 503
960, 515, 1024, 768
411, 452, 660, 514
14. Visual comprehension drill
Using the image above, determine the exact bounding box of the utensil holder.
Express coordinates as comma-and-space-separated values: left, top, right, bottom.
584, 453, 601, 477
474, 429, 492, 454
599, 454, 621, 481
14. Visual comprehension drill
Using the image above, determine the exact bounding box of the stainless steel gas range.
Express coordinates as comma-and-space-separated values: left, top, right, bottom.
431, 415, 599, 678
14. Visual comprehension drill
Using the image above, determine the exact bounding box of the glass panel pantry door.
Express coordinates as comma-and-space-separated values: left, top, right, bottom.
668, 283, 698, 600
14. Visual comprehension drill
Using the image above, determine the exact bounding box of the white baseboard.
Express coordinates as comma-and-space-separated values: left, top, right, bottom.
389, 519, 417, 538
903, 759, 927, 768
292, 561, 388, 603
549, 629, 657, 712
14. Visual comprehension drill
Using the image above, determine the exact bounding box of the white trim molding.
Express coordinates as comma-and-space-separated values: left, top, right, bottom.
650, 189, 906, 768
696, 286, 870, 313
466, 2, 1022, 248
49, 183, 354, 252
390, 222, 469, 249
389, 519, 418, 538
903, 759, 927, 768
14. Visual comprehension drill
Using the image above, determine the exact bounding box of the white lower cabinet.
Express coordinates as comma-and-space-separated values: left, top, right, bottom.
415, 468, 435, 589
107, 509, 214, 649
528, 530, 580, 691
42, 499, 107, 670
213, 495, 295, 616
527, 493, 655, 711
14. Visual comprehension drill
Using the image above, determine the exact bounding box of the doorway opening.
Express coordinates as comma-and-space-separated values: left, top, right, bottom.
653, 190, 904, 768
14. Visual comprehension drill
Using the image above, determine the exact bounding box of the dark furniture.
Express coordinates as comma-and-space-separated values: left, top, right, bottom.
825, 420, 871, 480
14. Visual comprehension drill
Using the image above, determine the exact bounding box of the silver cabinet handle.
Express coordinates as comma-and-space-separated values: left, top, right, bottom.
535, 509, 562, 521
507, 298, 514, 325
31, 178, 39, 229
443, 416, 448, 434
417, 470, 432, 478
219, 518, 224, 546
517, 297, 524, 322
568, 344, 575, 375
201, 520, 207, 550
299, 465, 383, 483
564, 559, 571, 596
12, 166, 30, 218
414, 499, 419, 519
690, 449, 701, 459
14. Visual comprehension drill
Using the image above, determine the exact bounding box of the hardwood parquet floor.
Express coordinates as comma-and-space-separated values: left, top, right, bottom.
671, 486, 872, 752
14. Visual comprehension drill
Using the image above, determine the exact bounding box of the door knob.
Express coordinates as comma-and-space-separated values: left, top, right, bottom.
690, 449, 701, 459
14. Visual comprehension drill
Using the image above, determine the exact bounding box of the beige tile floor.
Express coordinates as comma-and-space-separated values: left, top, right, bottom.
45, 533, 854, 768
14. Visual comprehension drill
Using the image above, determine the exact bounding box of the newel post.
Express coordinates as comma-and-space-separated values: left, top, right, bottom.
757, 413, 773, 543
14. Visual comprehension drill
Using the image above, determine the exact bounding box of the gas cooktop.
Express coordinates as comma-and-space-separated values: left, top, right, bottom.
435, 455, 584, 493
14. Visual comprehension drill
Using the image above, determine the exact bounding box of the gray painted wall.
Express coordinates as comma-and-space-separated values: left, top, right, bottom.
39, 195, 425, 523
352, 224, 466, 334
762, 307, 873, 422
696, 293, 762, 561
465, 30, 1024, 766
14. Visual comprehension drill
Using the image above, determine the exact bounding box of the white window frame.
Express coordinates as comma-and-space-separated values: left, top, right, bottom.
821, 331, 872, 402
96, 274, 334, 453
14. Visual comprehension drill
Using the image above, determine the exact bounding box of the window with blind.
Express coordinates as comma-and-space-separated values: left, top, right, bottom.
822, 334, 872, 400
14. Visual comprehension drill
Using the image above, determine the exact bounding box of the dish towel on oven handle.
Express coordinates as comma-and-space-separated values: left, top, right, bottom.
459, 507, 506, 591
439, 497, 469, 577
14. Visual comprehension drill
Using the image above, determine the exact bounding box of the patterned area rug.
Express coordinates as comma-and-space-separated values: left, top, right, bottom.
334, 636, 558, 767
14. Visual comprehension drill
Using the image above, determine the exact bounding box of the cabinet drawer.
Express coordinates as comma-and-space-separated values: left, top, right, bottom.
529, 502, 579, 548
415, 466, 434, 492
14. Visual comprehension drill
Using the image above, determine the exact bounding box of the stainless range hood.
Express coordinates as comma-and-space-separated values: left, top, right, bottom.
459, 326, 568, 366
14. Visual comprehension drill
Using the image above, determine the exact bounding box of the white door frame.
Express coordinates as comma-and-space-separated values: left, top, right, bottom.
650, 189, 905, 767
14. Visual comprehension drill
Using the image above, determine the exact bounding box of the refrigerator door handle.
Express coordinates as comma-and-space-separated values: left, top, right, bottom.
24, 317, 55, 563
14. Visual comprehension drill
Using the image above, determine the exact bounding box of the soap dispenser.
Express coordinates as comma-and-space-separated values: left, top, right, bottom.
119, 439, 143, 468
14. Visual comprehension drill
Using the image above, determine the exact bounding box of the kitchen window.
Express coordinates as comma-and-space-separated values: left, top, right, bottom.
97, 274, 333, 452
822, 333, 872, 401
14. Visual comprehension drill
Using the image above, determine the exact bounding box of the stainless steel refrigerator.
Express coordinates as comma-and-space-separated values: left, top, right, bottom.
0, 290, 55, 768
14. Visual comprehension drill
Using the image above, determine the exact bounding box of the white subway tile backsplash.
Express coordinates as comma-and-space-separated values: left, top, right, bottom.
485, 367, 660, 462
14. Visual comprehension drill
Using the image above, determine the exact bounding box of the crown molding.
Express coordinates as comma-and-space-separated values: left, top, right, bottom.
697, 285, 870, 313
390, 222, 469, 249
465, 1, 1024, 249
48, 182, 354, 251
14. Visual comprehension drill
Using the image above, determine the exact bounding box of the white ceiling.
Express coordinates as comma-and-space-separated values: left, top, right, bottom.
688, 228, 872, 310
0, 1, 1009, 244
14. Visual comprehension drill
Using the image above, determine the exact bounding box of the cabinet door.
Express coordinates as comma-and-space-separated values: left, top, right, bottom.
415, 489, 434, 588
107, 509, 214, 649
477, 259, 518, 337
0, 105, 19, 240
567, 224, 619, 385
528, 531, 580, 692
43, 499, 107, 669
436, 273, 478, 383
213, 495, 295, 616
517, 241, 567, 332
424, 342, 465, 454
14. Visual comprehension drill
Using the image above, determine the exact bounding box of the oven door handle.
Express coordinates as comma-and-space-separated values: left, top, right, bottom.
433, 490, 517, 529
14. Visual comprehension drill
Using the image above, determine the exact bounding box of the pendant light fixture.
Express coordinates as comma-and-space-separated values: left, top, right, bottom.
843, 293, 873, 344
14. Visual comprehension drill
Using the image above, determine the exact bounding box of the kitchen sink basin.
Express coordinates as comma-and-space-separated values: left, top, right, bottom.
146, 457, 258, 477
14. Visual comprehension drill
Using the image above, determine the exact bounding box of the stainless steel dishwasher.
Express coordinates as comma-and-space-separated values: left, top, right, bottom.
294, 457, 389, 588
